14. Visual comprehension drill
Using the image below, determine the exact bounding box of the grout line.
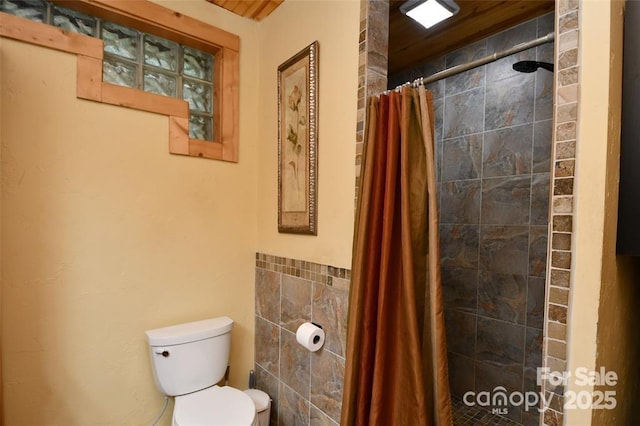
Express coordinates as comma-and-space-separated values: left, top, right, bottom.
309, 402, 339, 426
441, 169, 550, 185
522, 32, 539, 398
308, 281, 313, 425
472, 57, 488, 395
278, 271, 282, 385
441, 120, 538, 144
541, 9, 564, 412
256, 315, 281, 329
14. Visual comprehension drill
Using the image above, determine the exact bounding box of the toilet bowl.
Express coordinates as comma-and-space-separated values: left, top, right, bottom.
145, 317, 259, 426
173, 385, 255, 426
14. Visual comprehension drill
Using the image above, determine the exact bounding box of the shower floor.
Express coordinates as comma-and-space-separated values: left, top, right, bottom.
452, 396, 523, 425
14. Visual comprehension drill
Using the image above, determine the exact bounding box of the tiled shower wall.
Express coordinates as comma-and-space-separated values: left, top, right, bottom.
253, 253, 350, 426
389, 14, 554, 425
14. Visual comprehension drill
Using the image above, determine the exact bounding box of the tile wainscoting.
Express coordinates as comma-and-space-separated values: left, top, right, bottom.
254, 253, 350, 426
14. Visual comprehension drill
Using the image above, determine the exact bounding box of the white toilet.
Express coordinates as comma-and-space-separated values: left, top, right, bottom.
145, 316, 260, 425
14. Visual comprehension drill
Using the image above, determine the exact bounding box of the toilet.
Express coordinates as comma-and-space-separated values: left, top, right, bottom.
145, 316, 263, 425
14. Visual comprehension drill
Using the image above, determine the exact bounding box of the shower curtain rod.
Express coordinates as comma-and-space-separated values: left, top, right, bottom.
388, 31, 555, 92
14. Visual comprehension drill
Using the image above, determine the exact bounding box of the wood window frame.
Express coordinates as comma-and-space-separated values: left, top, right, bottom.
0, 0, 239, 162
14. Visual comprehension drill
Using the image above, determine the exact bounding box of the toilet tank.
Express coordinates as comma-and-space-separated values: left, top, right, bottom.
145, 317, 233, 396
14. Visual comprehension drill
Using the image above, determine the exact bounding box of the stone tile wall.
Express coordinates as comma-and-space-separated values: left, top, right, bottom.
389, 14, 554, 426
253, 253, 350, 426
355, 0, 389, 202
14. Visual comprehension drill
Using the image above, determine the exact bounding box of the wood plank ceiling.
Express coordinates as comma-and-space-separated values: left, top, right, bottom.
207, 0, 554, 77
207, 0, 284, 21
389, 0, 554, 75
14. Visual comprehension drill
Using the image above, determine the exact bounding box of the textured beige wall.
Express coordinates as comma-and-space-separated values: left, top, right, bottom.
255, 0, 359, 269
0, 2, 260, 423
591, 0, 640, 424
592, 258, 640, 425
0, 0, 360, 422
567, 0, 625, 424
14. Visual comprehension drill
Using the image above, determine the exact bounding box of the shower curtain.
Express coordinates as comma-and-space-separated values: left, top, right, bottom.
341, 86, 452, 425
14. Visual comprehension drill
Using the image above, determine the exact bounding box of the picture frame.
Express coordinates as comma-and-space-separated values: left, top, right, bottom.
277, 41, 318, 235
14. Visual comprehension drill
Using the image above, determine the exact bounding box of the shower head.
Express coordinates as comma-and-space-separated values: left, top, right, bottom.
512, 61, 554, 73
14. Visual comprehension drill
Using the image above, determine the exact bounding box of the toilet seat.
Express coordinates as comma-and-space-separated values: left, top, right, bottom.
173, 385, 256, 426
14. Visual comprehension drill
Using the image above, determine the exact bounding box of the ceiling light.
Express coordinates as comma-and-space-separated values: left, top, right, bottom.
400, 0, 460, 29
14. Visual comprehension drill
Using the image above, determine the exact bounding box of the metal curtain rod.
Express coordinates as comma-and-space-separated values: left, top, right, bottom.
389, 31, 555, 92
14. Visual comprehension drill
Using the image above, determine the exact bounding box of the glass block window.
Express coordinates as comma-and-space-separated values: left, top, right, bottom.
100, 22, 215, 140
1, 0, 46, 22
1, 0, 216, 141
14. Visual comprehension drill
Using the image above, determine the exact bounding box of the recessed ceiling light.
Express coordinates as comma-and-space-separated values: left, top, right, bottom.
400, 0, 460, 29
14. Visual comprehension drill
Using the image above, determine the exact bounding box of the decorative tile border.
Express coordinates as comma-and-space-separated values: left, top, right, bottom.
354, 0, 389, 201
255, 253, 351, 284
541, 0, 580, 424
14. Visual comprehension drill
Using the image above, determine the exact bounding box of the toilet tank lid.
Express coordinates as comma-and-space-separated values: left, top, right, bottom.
145, 316, 234, 346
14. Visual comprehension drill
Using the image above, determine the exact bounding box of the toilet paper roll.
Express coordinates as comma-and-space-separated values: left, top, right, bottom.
296, 322, 325, 352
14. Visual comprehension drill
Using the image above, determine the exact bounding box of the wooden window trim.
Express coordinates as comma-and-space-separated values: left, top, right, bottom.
0, 1, 240, 162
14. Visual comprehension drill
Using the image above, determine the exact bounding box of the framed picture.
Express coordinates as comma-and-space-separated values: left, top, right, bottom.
278, 41, 318, 235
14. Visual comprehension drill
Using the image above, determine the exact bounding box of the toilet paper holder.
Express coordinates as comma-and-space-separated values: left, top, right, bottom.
310, 322, 322, 343
296, 322, 325, 352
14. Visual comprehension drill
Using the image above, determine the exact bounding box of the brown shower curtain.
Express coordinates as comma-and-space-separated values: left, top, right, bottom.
341, 86, 452, 426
